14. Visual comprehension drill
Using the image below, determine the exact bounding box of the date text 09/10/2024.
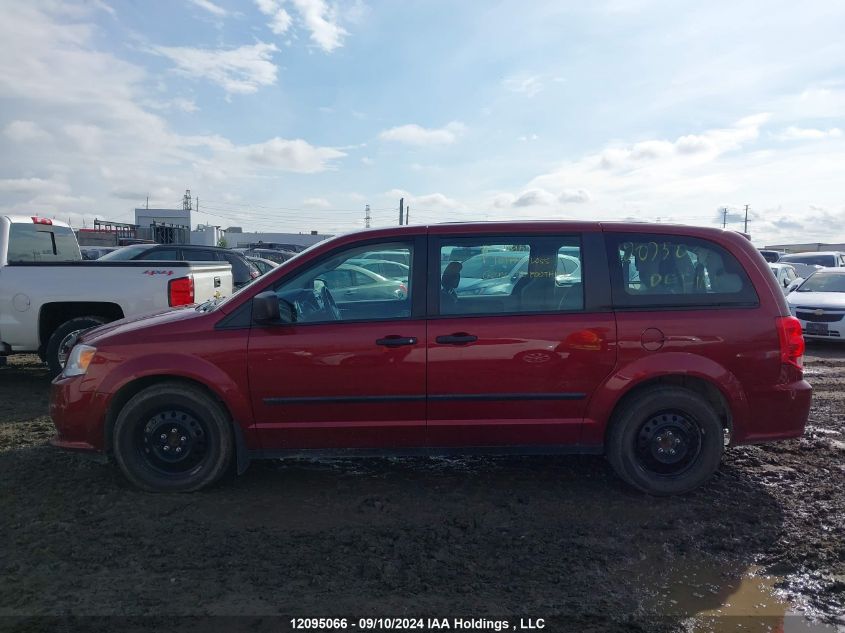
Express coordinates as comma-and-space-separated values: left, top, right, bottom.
290, 618, 546, 631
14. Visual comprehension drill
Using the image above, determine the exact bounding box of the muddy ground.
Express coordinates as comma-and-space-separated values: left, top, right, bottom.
0, 348, 843, 632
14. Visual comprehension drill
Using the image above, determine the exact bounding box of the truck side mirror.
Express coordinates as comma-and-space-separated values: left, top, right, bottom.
253, 291, 281, 323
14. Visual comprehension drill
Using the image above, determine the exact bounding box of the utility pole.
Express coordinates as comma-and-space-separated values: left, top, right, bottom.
744, 204, 750, 234
365, 204, 371, 229
722, 208, 728, 228
405, 205, 410, 225
399, 197, 404, 225
196, 197, 199, 215
145, 195, 149, 210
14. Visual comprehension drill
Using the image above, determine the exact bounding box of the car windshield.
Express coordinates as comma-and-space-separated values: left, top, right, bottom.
98, 245, 153, 260
797, 273, 845, 293
781, 254, 837, 267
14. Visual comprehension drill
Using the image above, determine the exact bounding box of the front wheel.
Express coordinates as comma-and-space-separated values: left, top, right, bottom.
46, 316, 106, 377
606, 386, 724, 495
112, 382, 232, 492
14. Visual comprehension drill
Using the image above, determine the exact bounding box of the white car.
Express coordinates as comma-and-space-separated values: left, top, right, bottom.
769, 262, 800, 294
786, 269, 845, 342
0, 215, 233, 374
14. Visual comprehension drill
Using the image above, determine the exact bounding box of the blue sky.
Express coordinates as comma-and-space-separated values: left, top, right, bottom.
1, 0, 844, 244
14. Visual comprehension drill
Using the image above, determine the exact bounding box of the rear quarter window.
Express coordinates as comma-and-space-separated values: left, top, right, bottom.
7, 224, 81, 262
606, 233, 758, 309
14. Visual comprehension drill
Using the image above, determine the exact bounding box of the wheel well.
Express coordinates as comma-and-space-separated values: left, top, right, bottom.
606, 375, 733, 443
103, 375, 235, 456
39, 302, 124, 348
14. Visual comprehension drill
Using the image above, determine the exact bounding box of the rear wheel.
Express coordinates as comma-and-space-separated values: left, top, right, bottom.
112, 382, 232, 492
46, 316, 106, 377
606, 386, 723, 495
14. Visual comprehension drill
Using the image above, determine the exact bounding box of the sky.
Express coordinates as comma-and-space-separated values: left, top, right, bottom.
0, 0, 844, 246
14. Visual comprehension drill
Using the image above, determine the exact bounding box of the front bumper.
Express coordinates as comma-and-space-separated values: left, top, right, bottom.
50, 375, 109, 453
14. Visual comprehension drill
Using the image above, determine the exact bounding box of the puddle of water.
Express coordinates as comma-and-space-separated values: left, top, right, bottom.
652, 564, 839, 632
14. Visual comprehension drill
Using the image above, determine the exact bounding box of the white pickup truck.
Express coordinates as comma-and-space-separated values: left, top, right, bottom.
0, 215, 233, 375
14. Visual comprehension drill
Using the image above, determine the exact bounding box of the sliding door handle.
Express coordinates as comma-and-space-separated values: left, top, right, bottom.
436, 333, 477, 345
376, 336, 417, 347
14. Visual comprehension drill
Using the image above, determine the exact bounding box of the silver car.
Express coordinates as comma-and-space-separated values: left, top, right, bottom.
787, 269, 845, 341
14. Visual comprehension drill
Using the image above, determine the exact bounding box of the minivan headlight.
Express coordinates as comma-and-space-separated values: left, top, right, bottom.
64, 344, 97, 377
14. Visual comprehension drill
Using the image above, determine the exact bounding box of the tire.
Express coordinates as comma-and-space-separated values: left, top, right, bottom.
112, 382, 233, 492
46, 316, 106, 377
606, 386, 724, 495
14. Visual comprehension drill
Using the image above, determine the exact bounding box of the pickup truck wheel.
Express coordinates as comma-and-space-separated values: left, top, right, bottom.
112, 382, 232, 492
46, 316, 106, 377
606, 386, 723, 495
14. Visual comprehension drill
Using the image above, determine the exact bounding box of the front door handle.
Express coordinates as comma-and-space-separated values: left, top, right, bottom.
376, 336, 417, 347
436, 333, 477, 345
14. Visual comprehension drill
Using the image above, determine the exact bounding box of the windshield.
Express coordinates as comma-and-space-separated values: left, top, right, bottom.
781, 254, 836, 267
98, 245, 152, 260
797, 273, 845, 293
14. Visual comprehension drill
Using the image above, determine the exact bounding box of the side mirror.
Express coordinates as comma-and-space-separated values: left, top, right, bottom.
253, 291, 281, 323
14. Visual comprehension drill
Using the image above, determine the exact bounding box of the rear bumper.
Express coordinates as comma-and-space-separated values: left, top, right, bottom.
735, 378, 812, 444
50, 375, 109, 453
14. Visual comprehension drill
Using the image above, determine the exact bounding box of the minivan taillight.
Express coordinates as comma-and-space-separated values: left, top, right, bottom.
168, 277, 194, 306
776, 316, 805, 369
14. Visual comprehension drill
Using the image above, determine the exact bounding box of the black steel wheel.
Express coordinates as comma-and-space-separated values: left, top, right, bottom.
606, 386, 723, 495
113, 382, 232, 492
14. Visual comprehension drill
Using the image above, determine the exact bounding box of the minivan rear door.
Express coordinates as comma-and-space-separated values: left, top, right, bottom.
425, 230, 616, 448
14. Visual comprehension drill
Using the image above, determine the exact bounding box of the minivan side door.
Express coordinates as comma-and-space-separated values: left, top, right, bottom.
247, 238, 427, 450
425, 230, 617, 448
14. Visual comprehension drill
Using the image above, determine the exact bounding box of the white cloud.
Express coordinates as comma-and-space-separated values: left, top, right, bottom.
0, 177, 65, 194
64, 123, 104, 153
518, 134, 539, 142
239, 137, 346, 173
303, 197, 331, 209
4, 120, 52, 143
291, 0, 348, 52
559, 188, 592, 204
413, 192, 460, 210
254, 0, 292, 35
512, 188, 557, 207
361, 157, 374, 166
774, 126, 842, 141
378, 121, 466, 146
502, 74, 544, 97
153, 42, 279, 94
187, 0, 228, 17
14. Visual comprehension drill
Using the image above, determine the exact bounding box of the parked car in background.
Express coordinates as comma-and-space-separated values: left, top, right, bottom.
101, 243, 259, 288
245, 256, 279, 276
787, 269, 845, 341
80, 246, 119, 260
758, 249, 783, 263
780, 251, 845, 270
0, 216, 233, 375
319, 263, 408, 301
769, 262, 800, 294
51, 221, 810, 496
234, 247, 297, 265
357, 249, 411, 266
347, 258, 410, 281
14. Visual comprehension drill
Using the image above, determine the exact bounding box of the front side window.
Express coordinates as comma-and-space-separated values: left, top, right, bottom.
437, 237, 583, 316
273, 242, 413, 324
607, 233, 758, 308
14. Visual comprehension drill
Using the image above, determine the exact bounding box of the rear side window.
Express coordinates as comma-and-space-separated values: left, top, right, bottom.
7, 224, 81, 262
606, 233, 758, 308
436, 236, 583, 316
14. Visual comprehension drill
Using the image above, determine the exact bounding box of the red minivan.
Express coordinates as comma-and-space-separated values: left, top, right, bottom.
50, 222, 811, 494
